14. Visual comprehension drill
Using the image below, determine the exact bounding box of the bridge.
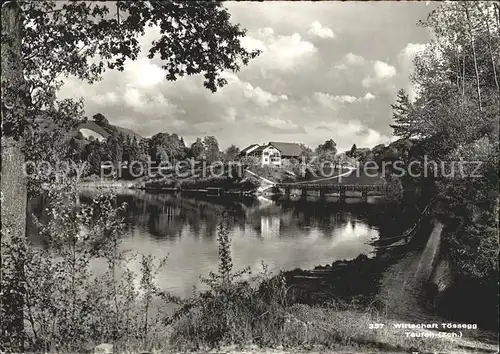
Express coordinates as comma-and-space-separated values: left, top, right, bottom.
268, 167, 387, 202
272, 183, 385, 202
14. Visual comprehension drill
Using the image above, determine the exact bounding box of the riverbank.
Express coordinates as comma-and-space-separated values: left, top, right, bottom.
78, 179, 138, 189
27, 189, 498, 353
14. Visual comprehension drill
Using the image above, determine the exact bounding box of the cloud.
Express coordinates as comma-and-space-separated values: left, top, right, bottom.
241, 29, 318, 72
312, 120, 392, 149
332, 53, 365, 71
123, 86, 144, 108
243, 84, 285, 107
253, 116, 306, 134
313, 91, 376, 110
308, 21, 336, 39
56, 2, 434, 149
398, 43, 427, 101
213, 71, 288, 108
345, 53, 365, 66
91, 92, 118, 105
399, 43, 427, 69
125, 57, 164, 88
334, 63, 347, 70
373, 60, 397, 79
362, 60, 397, 87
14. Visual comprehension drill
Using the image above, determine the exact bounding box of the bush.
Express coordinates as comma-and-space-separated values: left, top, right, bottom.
169, 213, 290, 350
18, 179, 176, 352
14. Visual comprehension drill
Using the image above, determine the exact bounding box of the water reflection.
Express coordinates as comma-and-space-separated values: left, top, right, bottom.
28, 190, 388, 298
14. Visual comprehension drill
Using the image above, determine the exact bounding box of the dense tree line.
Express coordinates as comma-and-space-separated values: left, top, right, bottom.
69, 114, 244, 177
388, 2, 499, 326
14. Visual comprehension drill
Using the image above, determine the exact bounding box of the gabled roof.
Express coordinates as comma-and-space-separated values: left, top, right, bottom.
247, 145, 267, 154
240, 144, 260, 155
268, 142, 303, 157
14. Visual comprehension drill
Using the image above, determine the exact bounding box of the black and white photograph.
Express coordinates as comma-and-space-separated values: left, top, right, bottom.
1, 1, 499, 353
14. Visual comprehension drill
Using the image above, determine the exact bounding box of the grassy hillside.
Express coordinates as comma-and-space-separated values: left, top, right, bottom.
73, 120, 143, 141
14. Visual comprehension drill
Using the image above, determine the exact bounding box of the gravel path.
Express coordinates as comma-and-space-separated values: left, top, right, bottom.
376, 221, 498, 352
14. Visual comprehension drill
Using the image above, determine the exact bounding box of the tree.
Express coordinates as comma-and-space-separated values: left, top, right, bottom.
298, 143, 313, 162
315, 139, 337, 162
1, 1, 259, 350
391, 2, 499, 287
93, 113, 109, 127
224, 144, 240, 161
348, 144, 357, 157
390, 89, 418, 139
189, 138, 205, 160
150, 132, 186, 162
203, 136, 220, 164
406, 2, 499, 151
155, 146, 169, 164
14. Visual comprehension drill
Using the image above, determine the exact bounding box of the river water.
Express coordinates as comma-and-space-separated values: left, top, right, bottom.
27, 189, 402, 298
26, 189, 499, 345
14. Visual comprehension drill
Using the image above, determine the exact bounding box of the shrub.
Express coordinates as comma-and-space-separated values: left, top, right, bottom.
20, 178, 175, 352
169, 212, 290, 350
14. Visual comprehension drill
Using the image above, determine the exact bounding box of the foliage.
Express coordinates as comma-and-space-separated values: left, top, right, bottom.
93, 113, 109, 127
20, 0, 260, 107
390, 1, 499, 284
149, 132, 186, 163
298, 143, 314, 162
315, 139, 337, 163
169, 212, 290, 350
224, 144, 240, 161
383, 177, 404, 204
189, 138, 205, 160
347, 144, 357, 157
203, 136, 221, 164
19, 179, 173, 352
392, 2, 499, 147
390, 89, 417, 139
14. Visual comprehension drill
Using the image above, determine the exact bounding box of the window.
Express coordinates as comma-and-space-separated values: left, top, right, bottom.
263, 152, 269, 156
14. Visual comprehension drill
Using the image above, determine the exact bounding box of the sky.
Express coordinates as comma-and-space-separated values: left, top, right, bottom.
59, 1, 438, 151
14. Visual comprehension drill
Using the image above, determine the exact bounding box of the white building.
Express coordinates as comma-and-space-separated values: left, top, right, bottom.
240, 142, 303, 167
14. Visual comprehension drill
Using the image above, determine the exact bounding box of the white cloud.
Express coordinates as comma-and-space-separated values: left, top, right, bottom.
364, 92, 376, 100
345, 53, 365, 66
398, 43, 427, 101
313, 91, 376, 109
223, 107, 237, 123
314, 120, 366, 135
215, 72, 287, 108
362, 60, 397, 87
308, 21, 336, 39
124, 86, 144, 108
56, 2, 433, 149
243, 84, 283, 107
332, 53, 365, 73
92, 92, 118, 105
399, 43, 427, 69
253, 116, 305, 134
313, 120, 392, 149
125, 57, 164, 88
241, 29, 317, 72
362, 128, 391, 147
373, 60, 396, 79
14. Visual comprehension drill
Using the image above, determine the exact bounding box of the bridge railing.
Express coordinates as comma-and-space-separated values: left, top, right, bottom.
274, 183, 385, 191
